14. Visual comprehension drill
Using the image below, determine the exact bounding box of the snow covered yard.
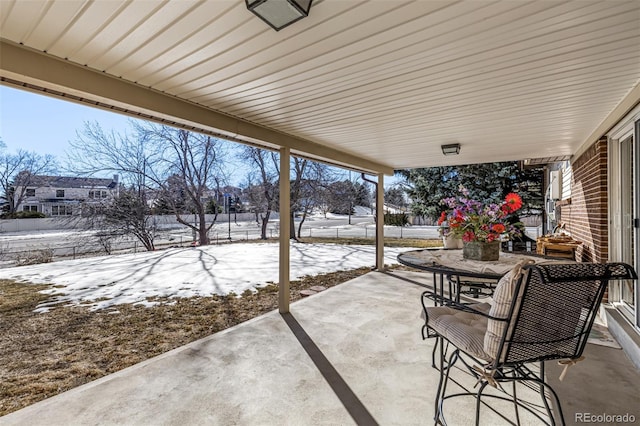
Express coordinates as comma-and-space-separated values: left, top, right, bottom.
0, 242, 417, 312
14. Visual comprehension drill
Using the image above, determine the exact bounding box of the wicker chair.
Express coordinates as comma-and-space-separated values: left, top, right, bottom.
421, 262, 636, 426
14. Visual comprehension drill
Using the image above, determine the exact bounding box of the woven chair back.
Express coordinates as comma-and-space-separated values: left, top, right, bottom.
497, 263, 636, 366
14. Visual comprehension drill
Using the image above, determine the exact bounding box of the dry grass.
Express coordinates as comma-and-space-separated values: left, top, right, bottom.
0, 268, 393, 416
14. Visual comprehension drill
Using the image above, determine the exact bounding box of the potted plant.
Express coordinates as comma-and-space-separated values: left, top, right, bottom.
440, 189, 523, 260
437, 211, 463, 249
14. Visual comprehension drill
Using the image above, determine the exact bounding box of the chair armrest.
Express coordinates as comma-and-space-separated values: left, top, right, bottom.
421, 290, 453, 307
421, 290, 509, 322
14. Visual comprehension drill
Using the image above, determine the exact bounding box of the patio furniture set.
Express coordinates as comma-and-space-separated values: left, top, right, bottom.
398, 248, 637, 426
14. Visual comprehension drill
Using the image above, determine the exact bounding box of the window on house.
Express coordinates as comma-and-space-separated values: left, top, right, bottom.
23, 205, 38, 212
56, 190, 65, 198
51, 205, 73, 216
89, 190, 107, 199
26, 188, 36, 197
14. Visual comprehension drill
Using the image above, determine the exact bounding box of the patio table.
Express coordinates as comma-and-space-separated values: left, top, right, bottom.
397, 248, 550, 304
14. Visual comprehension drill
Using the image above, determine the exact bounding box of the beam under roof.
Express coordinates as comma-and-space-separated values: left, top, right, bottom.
0, 40, 394, 176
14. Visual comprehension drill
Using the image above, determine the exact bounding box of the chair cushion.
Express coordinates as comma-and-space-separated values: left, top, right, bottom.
426, 303, 492, 361
484, 260, 533, 361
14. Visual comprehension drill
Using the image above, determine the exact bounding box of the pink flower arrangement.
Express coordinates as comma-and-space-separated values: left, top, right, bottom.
439, 190, 523, 243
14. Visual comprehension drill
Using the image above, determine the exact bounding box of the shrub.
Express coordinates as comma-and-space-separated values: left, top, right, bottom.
17, 211, 46, 219
1, 211, 46, 219
15, 248, 54, 266
384, 212, 409, 227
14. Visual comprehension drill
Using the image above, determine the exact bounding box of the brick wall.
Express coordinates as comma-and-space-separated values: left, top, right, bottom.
558, 138, 608, 263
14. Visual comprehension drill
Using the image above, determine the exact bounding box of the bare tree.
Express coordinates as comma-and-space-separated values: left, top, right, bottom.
68, 121, 228, 247
0, 149, 56, 215
240, 147, 279, 240
141, 123, 226, 245
142, 124, 226, 245
67, 120, 157, 188
67, 121, 160, 250
241, 150, 344, 240
324, 173, 372, 224
290, 157, 332, 239
103, 187, 157, 251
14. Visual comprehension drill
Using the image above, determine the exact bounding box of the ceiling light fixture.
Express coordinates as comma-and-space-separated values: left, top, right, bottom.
246, 0, 313, 31
441, 143, 461, 156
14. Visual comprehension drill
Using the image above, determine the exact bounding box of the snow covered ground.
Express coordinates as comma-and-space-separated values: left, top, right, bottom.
0, 242, 419, 312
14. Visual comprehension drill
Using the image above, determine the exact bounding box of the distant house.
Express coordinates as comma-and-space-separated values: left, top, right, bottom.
15, 174, 119, 217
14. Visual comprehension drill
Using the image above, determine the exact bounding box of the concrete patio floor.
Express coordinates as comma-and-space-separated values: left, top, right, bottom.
2, 270, 639, 425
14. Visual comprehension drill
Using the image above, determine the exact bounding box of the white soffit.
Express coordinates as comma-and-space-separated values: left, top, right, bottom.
1, 0, 639, 170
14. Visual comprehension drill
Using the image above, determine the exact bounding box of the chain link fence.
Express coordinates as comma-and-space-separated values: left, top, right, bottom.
0, 217, 542, 268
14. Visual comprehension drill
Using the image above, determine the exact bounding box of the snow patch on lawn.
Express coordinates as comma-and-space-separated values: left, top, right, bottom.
0, 242, 417, 311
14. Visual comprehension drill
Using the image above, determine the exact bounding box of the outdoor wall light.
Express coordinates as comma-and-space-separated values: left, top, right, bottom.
441, 143, 461, 156
246, 0, 313, 31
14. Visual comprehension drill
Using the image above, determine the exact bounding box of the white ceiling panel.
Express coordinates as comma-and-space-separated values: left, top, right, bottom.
1, 0, 639, 171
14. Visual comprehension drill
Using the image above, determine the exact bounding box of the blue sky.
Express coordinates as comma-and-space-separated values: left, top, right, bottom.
0, 85, 134, 158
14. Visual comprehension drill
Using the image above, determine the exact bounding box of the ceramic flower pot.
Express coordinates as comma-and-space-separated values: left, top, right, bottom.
443, 234, 463, 249
462, 241, 500, 261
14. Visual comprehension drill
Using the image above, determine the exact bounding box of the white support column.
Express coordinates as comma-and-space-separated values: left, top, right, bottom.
376, 173, 385, 271
279, 147, 291, 313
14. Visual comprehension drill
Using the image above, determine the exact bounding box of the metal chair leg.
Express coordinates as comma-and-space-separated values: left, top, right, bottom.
474, 380, 489, 426
436, 347, 461, 425
538, 362, 554, 424
433, 336, 445, 424
512, 379, 521, 426
535, 361, 567, 426
431, 336, 438, 368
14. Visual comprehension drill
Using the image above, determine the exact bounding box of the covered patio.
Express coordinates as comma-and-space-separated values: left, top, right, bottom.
2, 0, 639, 310
2, 270, 639, 425
1, 1, 640, 423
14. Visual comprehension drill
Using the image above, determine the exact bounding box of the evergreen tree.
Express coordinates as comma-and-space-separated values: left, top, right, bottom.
395, 166, 457, 219
326, 180, 355, 214
396, 162, 543, 221
354, 182, 371, 208
151, 196, 172, 215
205, 199, 219, 214
384, 187, 407, 209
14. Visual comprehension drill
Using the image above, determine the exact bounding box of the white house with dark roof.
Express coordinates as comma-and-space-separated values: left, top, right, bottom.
16, 174, 119, 217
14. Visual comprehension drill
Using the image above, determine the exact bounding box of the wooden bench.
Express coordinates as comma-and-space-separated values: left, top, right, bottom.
536, 236, 582, 260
